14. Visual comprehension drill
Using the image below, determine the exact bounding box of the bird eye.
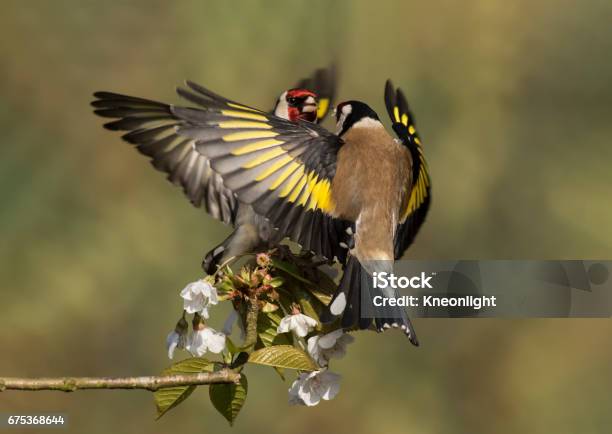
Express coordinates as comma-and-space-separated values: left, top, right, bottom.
287, 96, 298, 105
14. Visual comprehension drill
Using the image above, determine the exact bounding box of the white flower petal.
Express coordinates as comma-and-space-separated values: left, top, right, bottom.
179, 285, 194, 300
293, 314, 318, 337
186, 327, 226, 356
292, 319, 310, 337
302, 315, 319, 328
166, 331, 179, 359
278, 313, 318, 337
307, 336, 326, 367
292, 370, 341, 407
200, 305, 211, 319
180, 280, 219, 315
203, 328, 226, 354
207, 288, 219, 305
305, 329, 354, 367
298, 374, 321, 406
318, 329, 343, 349
277, 316, 292, 334
319, 371, 341, 400
288, 378, 306, 406
307, 335, 320, 356
186, 331, 205, 357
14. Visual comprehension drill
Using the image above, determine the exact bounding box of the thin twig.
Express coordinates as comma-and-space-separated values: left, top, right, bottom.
0, 370, 240, 392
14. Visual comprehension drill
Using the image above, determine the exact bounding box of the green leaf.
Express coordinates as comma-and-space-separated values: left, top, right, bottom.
268, 276, 285, 288
293, 287, 321, 323
253, 311, 288, 381
272, 258, 337, 308
209, 374, 248, 426
223, 265, 234, 275
257, 311, 291, 348
216, 279, 236, 294
261, 301, 279, 313
240, 268, 251, 282
249, 345, 317, 371
302, 267, 338, 305
226, 336, 239, 355
154, 358, 214, 419
304, 273, 337, 305
306, 287, 333, 305
271, 259, 314, 285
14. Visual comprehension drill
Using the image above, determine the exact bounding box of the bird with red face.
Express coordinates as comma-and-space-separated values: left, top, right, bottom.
199, 67, 336, 272
275, 65, 336, 124
273, 89, 318, 122
92, 66, 336, 275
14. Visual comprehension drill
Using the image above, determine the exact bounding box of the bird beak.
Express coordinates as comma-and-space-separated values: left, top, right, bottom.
301, 96, 317, 112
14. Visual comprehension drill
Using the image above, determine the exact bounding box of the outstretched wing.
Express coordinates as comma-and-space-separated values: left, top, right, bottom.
92, 91, 238, 225
294, 65, 337, 122
384, 80, 431, 258
172, 81, 350, 261
93, 82, 350, 261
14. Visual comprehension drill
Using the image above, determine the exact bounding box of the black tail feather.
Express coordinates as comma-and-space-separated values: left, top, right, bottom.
324, 255, 419, 346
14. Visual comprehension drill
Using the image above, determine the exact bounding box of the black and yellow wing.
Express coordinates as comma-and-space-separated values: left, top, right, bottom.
93, 70, 336, 226
384, 80, 431, 258
294, 64, 337, 123
173, 81, 350, 262
92, 90, 238, 225
93, 81, 350, 261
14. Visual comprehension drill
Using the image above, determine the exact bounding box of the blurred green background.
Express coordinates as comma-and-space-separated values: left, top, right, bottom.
1, 1, 611, 433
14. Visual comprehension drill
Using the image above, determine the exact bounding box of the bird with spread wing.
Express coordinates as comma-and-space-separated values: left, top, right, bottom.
92, 73, 430, 345
93, 67, 336, 275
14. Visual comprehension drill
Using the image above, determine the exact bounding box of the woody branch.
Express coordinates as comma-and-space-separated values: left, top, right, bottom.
0, 370, 240, 392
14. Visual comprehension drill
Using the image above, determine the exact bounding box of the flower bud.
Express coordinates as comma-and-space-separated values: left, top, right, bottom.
166, 313, 189, 359
256, 252, 271, 267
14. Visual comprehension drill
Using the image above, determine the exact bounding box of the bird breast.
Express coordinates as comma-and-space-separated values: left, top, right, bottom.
331, 126, 412, 261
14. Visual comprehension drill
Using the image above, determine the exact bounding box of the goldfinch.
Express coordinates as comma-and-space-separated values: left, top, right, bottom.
273, 65, 336, 123
92, 76, 430, 346
92, 67, 336, 275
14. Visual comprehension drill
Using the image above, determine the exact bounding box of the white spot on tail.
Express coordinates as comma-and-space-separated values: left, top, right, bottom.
330, 293, 347, 315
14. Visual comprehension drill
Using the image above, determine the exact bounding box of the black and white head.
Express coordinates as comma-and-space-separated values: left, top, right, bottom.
334, 101, 382, 136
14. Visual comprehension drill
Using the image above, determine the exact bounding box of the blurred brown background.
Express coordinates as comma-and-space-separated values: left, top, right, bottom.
1, 1, 611, 433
